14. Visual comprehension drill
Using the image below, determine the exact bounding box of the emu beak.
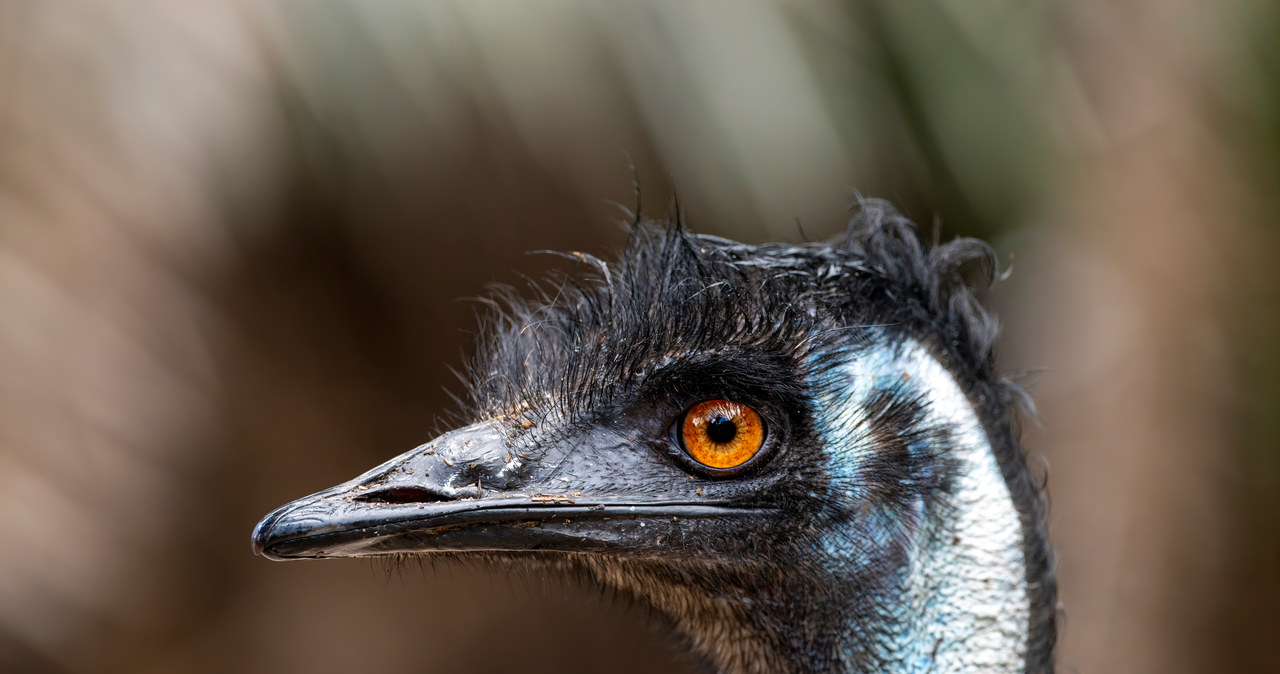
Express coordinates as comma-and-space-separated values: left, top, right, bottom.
252, 421, 752, 560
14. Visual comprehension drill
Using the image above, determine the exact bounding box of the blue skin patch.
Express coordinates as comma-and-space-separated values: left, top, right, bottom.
808, 336, 926, 568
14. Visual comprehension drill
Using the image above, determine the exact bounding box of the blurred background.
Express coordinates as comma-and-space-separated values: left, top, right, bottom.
1, 1, 1277, 672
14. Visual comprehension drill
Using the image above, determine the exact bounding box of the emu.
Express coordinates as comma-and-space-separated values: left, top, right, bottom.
252, 200, 1056, 673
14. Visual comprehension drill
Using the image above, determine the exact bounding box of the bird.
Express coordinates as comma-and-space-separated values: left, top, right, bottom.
252, 199, 1056, 673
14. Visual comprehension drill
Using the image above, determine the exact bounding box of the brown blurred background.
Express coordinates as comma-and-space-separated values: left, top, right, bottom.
1, 2, 1277, 673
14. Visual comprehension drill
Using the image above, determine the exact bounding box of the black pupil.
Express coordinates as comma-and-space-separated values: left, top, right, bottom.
706, 416, 738, 444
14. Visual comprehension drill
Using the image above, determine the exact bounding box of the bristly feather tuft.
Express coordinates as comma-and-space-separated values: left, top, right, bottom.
464, 198, 1005, 428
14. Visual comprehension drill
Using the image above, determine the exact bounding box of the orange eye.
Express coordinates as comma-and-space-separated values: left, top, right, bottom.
680, 400, 765, 470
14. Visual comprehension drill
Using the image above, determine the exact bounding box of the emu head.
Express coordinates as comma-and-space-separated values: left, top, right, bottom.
252, 201, 1056, 673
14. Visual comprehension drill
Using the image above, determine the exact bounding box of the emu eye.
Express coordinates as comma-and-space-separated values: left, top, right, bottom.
680, 400, 765, 470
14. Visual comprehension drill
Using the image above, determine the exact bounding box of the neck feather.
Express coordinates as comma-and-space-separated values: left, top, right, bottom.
806, 336, 1031, 672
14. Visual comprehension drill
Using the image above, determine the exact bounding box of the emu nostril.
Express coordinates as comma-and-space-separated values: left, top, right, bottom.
354, 486, 449, 505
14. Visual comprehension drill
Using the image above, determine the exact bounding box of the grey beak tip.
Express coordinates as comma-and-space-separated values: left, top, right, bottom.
251, 504, 288, 558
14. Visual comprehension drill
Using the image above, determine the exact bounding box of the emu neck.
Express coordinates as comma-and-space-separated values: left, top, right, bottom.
807, 337, 1031, 672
